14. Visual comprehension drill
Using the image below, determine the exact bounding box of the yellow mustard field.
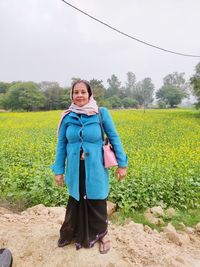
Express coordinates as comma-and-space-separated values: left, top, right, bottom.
0, 109, 199, 210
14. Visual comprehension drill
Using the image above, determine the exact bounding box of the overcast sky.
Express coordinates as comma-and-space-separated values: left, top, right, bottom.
0, 0, 200, 90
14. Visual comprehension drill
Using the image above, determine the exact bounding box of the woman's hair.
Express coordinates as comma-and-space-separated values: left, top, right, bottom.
71, 80, 92, 98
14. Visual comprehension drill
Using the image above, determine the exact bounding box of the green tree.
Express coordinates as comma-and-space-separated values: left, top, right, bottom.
125, 72, 136, 97
190, 62, 200, 108
0, 82, 10, 109
38, 81, 60, 92
157, 100, 166, 109
141, 77, 154, 108
44, 87, 65, 110
89, 79, 105, 102
156, 72, 188, 108
38, 82, 66, 110
0, 82, 10, 94
98, 99, 112, 109
134, 78, 154, 109
3, 82, 45, 111
163, 71, 191, 97
118, 86, 127, 99
163, 72, 186, 90
122, 97, 138, 108
156, 85, 186, 108
0, 94, 5, 109
105, 74, 121, 98
60, 88, 71, 109
107, 96, 121, 108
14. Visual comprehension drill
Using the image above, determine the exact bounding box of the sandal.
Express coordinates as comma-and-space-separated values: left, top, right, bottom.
57, 238, 70, 247
99, 236, 111, 254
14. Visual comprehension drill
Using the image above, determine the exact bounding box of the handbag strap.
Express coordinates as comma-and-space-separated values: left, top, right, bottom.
98, 108, 105, 142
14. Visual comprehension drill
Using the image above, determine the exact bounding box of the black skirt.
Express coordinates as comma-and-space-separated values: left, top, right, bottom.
59, 160, 108, 249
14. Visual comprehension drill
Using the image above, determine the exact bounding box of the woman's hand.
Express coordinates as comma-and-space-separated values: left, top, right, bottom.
115, 167, 127, 181
55, 174, 64, 186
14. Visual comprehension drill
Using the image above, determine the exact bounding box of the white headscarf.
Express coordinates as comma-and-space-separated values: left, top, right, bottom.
57, 95, 99, 135
68, 95, 98, 115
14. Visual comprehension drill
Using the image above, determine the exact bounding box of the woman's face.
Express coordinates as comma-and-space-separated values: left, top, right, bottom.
72, 82, 89, 107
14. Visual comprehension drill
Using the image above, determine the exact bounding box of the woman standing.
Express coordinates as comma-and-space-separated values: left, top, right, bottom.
51, 80, 127, 254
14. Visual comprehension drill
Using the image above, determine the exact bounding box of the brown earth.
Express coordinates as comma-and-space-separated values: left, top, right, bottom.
0, 204, 200, 267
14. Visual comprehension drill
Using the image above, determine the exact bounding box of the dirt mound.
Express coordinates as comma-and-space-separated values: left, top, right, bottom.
0, 204, 200, 267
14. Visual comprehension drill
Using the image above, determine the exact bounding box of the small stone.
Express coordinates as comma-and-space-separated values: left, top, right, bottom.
195, 222, 200, 233
165, 232, 182, 246
143, 225, 153, 234
177, 222, 185, 230
185, 227, 194, 235
163, 223, 189, 246
26, 204, 46, 215
163, 223, 181, 245
150, 206, 165, 217
165, 207, 176, 218
155, 218, 164, 225
163, 223, 176, 234
38, 253, 43, 261
144, 211, 164, 225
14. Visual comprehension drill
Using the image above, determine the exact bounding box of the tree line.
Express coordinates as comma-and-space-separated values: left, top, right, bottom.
0, 62, 200, 111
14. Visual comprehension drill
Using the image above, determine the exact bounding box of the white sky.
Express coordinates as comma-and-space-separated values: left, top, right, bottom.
0, 0, 200, 90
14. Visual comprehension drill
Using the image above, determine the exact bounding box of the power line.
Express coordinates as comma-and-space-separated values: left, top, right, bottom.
61, 0, 200, 58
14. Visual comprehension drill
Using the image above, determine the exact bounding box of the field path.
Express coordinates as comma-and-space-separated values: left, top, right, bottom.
1, 205, 200, 267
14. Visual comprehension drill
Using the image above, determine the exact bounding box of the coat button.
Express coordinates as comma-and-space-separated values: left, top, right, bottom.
85, 152, 89, 157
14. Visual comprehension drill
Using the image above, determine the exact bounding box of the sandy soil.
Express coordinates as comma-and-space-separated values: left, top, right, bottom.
0, 204, 200, 267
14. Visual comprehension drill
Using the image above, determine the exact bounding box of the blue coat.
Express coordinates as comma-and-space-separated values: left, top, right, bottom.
51, 107, 128, 201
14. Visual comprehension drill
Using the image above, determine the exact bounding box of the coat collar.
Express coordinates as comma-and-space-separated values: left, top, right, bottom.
68, 112, 99, 126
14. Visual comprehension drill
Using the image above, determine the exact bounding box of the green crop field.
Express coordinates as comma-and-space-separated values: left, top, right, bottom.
0, 109, 200, 211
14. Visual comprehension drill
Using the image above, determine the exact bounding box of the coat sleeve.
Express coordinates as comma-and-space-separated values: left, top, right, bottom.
100, 107, 128, 167
51, 117, 67, 175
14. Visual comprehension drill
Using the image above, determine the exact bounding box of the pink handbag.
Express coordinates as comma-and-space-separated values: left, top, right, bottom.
98, 109, 118, 168
103, 138, 118, 168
